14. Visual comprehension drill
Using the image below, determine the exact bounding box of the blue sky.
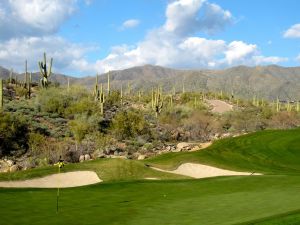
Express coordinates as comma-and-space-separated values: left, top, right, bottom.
0, 0, 300, 76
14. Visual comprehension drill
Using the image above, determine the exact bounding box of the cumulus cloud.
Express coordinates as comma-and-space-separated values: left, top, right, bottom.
0, 36, 97, 73
121, 19, 140, 30
164, 0, 232, 36
93, 0, 286, 73
284, 24, 300, 38
0, 0, 77, 40
0, 0, 289, 75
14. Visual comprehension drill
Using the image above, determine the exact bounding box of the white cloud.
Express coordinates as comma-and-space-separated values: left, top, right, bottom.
254, 56, 288, 65
0, 0, 77, 40
284, 24, 300, 38
121, 19, 140, 29
224, 41, 257, 65
0, 0, 289, 75
0, 36, 97, 73
164, 0, 232, 36
92, 0, 285, 73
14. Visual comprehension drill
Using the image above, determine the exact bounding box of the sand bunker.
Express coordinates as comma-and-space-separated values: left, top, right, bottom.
207, 100, 233, 113
152, 163, 260, 178
0, 171, 102, 188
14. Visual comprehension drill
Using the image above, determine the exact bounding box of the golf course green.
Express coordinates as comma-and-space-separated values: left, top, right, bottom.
1, 128, 300, 225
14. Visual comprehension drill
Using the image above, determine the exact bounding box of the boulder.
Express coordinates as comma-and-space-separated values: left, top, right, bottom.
176, 142, 190, 151
79, 155, 85, 162
6, 160, 14, 167
138, 155, 146, 160
84, 154, 91, 161
9, 165, 19, 172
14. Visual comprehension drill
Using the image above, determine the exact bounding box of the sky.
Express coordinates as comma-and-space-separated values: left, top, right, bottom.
0, 0, 300, 76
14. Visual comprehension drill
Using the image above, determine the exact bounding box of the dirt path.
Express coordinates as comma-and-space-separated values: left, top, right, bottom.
207, 100, 233, 113
0, 171, 102, 188
152, 163, 260, 178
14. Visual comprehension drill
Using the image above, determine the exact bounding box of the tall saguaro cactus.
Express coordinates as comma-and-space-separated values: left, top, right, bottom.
27, 72, 32, 99
100, 83, 105, 115
154, 86, 163, 117
38, 52, 53, 88
94, 74, 100, 101
0, 79, 3, 109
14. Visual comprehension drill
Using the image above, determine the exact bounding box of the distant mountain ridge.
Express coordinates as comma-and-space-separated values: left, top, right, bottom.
1, 64, 300, 100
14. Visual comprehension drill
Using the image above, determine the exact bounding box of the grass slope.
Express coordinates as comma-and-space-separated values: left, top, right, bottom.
146, 128, 300, 174
1, 176, 300, 225
2, 129, 300, 224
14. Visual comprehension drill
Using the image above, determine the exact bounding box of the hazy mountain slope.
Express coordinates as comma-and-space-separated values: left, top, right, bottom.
1, 64, 300, 100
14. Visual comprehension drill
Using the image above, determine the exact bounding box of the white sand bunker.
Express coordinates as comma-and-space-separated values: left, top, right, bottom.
0, 171, 102, 188
152, 163, 260, 179
207, 100, 233, 113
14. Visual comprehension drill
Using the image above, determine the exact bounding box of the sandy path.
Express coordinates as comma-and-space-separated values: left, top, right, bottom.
207, 100, 233, 113
0, 171, 102, 188
152, 163, 260, 178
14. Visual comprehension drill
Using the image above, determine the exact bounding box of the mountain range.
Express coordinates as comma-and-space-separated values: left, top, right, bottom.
1, 64, 300, 100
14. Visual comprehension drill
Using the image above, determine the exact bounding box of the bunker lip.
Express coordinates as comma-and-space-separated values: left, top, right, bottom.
0, 171, 102, 188
151, 163, 261, 178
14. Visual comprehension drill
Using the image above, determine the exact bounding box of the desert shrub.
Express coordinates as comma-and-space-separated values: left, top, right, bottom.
69, 114, 102, 144
105, 90, 121, 106
269, 111, 300, 129
93, 133, 116, 150
15, 86, 28, 98
0, 112, 29, 156
159, 105, 192, 126
183, 111, 220, 141
222, 107, 266, 132
36, 87, 72, 116
65, 97, 97, 117
28, 132, 46, 155
110, 109, 150, 140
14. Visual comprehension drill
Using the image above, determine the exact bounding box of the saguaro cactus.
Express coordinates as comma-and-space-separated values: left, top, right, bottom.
25, 60, 28, 88
27, 72, 32, 99
276, 97, 280, 112
38, 52, 53, 88
154, 86, 163, 117
99, 83, 105, 115
120, 85, 123, 105
94, 74, 100, 101
0, 79, 3, 109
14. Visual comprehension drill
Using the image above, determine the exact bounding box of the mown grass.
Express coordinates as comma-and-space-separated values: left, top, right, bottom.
1, 175, 300, 225
2, 128, 300, 224
146, 128, 300, 174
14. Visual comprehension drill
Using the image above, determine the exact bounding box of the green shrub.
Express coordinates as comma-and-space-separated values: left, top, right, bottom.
0, 112, 29, 156
111, 109, 150, 140
36, 87, 72, 116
